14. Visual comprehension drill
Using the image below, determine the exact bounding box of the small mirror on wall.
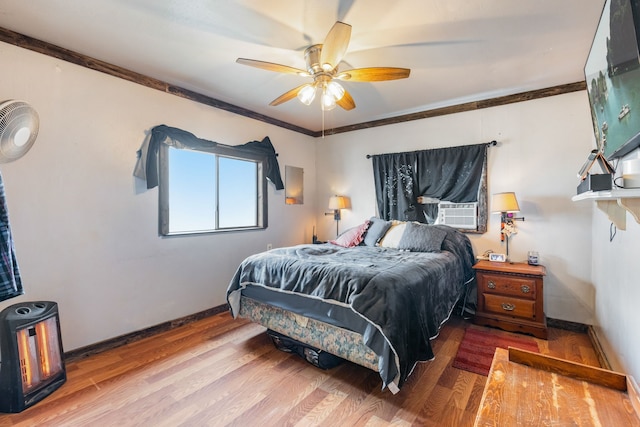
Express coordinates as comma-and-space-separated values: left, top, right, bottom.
285, 165, 303, 205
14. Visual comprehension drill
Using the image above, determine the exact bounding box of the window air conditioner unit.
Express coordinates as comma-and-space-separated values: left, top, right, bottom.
437, 201, 478, 229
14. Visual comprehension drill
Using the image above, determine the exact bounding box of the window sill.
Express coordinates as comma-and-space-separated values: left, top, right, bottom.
161, 226, 266, 237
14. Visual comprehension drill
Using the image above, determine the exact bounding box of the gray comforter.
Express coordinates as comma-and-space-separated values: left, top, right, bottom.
227, 225, 475, 391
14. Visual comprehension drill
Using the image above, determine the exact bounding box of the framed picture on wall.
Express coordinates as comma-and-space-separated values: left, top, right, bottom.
585, 0, 640, 159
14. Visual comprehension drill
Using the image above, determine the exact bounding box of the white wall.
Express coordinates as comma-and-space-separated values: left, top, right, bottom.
0, 42, 317, 351
5, 40, 636, 384
316, 91, 596, 325
591, 161, 640, 380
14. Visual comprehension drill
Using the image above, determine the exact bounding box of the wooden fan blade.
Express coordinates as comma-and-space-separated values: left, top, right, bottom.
320, 21, 352, 71
269, 84, 310, 106
336, 89, 356, 110
336, 67, 411, 82
236, 58, 309, 76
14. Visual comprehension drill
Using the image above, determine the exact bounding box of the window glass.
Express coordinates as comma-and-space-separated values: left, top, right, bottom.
167, 148, 216, 233
218, 156, 258, 228
159, 145, 266, 235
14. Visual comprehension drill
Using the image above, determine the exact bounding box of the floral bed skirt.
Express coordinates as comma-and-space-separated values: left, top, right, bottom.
239, 296, 379, 372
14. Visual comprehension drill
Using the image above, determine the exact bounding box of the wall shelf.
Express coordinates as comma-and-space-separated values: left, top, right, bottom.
572, 189, 640, 230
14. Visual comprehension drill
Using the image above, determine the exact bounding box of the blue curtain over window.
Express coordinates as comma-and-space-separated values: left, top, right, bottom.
0, 171, 23, 302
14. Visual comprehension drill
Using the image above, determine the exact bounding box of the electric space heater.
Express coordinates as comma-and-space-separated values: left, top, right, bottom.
0, 301, 66, 413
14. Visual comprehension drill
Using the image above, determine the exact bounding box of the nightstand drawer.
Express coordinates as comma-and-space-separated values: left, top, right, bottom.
480, 273, 537, 300
483, 294, 535, 319
473, 260, 547, 339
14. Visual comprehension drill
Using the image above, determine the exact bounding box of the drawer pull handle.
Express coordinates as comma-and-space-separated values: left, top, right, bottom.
501, 303, 516, 311
487, 281, 496, 289
521, 285, 531, 294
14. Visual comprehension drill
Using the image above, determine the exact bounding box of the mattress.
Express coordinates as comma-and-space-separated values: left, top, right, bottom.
227, 224, 475, 392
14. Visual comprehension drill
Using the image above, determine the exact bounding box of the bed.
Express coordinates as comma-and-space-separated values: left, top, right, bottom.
226, 220, 476, 393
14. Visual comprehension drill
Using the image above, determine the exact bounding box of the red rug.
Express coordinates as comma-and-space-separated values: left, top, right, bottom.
452, 327, 539, 376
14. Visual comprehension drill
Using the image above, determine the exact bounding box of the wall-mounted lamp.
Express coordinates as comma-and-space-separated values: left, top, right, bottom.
325, 195, 348, 237
491, 192, 525, 260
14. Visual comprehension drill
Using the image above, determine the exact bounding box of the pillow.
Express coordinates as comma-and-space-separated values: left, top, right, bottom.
378, 221, 407, 248
398, 222, 447, 252
363, 217, 392, 246
330, 220, 370, 248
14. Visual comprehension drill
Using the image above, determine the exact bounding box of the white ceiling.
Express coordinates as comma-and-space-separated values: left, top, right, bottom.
0, 0, 605, 133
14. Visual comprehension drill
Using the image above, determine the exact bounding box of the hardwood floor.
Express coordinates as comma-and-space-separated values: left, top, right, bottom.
0, 312, 600, 426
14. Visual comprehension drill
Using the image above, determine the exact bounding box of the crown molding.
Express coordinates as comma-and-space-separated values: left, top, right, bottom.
0, 27, 586, 138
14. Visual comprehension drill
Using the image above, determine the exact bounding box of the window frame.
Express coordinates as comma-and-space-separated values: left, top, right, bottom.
158, 143, 268, 236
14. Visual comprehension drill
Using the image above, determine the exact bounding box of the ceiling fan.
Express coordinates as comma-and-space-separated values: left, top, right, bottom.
236, 21, 410, 111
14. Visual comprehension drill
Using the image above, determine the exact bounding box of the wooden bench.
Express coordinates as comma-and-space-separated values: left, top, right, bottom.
475, 347, 640, 426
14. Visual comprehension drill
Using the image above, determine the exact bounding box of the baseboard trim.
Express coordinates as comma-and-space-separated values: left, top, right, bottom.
545, 317, 611, 370
64, 310, 613, 371
64, 304, 229, 361
546, 317, 588, 333
587, 325, 612, 371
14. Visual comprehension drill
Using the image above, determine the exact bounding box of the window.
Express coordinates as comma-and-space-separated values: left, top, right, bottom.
158, 144, 267, 235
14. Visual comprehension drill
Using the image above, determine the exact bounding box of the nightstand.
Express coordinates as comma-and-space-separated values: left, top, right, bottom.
473, 260, 547, 339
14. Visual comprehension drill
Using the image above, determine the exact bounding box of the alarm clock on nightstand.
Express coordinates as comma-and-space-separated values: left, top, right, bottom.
489, 253, 506, 262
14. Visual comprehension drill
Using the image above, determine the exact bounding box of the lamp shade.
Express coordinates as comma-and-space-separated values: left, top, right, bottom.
328, 195, 348, 210
492, 192, 520, 213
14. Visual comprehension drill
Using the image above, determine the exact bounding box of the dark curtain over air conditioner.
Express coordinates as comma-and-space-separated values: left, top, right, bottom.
372, 143, 487, 230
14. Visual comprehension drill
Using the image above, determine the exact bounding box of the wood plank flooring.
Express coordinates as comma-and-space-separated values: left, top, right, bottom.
0, 312, 601, 426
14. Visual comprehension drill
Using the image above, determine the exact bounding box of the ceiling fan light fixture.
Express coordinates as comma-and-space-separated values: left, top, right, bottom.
321, 88, 337, 111
321, 63, 334, 72
297, 84, 317, 105
236, 21, 410, 116
326, 81, 345, 101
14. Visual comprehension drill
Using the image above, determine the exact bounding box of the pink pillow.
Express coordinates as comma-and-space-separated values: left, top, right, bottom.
330, 220, 370, 248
